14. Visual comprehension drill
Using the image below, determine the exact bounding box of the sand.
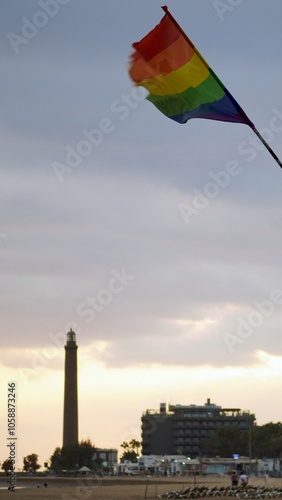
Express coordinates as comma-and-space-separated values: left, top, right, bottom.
0, 475, 281, 500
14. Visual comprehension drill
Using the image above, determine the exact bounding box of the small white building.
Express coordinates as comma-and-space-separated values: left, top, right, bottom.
118, 460, 140, 475
138, 455, 193, 475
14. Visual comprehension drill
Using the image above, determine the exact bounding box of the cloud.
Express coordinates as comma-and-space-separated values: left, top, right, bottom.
1, 0, 282, 466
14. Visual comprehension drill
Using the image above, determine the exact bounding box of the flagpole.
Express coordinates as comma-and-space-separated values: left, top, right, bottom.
252, 127, 282, 168
161, 5, 282, 170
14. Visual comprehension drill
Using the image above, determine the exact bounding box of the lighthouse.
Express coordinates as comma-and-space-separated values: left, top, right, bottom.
63, 328, 78, 447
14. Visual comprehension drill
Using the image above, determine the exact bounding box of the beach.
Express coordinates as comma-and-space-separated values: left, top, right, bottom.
0, 475, 281, 500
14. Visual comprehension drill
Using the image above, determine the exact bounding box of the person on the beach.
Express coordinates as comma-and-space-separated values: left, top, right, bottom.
231, 470, 238, 488
240, 470, 248, 487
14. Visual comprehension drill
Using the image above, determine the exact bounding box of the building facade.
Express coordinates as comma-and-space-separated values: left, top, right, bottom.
138, 455, 258, 476
141, 399, 255, 457
63, 328, 79, 447
92, 448, 118, 467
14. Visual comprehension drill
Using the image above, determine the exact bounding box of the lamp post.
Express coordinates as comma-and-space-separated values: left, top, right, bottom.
248, 422, 252, 475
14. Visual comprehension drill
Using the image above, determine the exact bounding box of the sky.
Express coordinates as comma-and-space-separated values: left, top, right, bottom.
1, 0, 282, 469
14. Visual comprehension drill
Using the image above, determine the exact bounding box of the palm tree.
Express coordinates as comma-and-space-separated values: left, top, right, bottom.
121, 441, 130, 452
129, 439, 141, 456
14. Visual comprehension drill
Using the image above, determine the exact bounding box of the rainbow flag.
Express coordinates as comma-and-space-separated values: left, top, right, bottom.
129, 7, 254, 127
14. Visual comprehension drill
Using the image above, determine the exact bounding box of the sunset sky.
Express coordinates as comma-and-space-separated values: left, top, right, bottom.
1, 0, 282, 469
